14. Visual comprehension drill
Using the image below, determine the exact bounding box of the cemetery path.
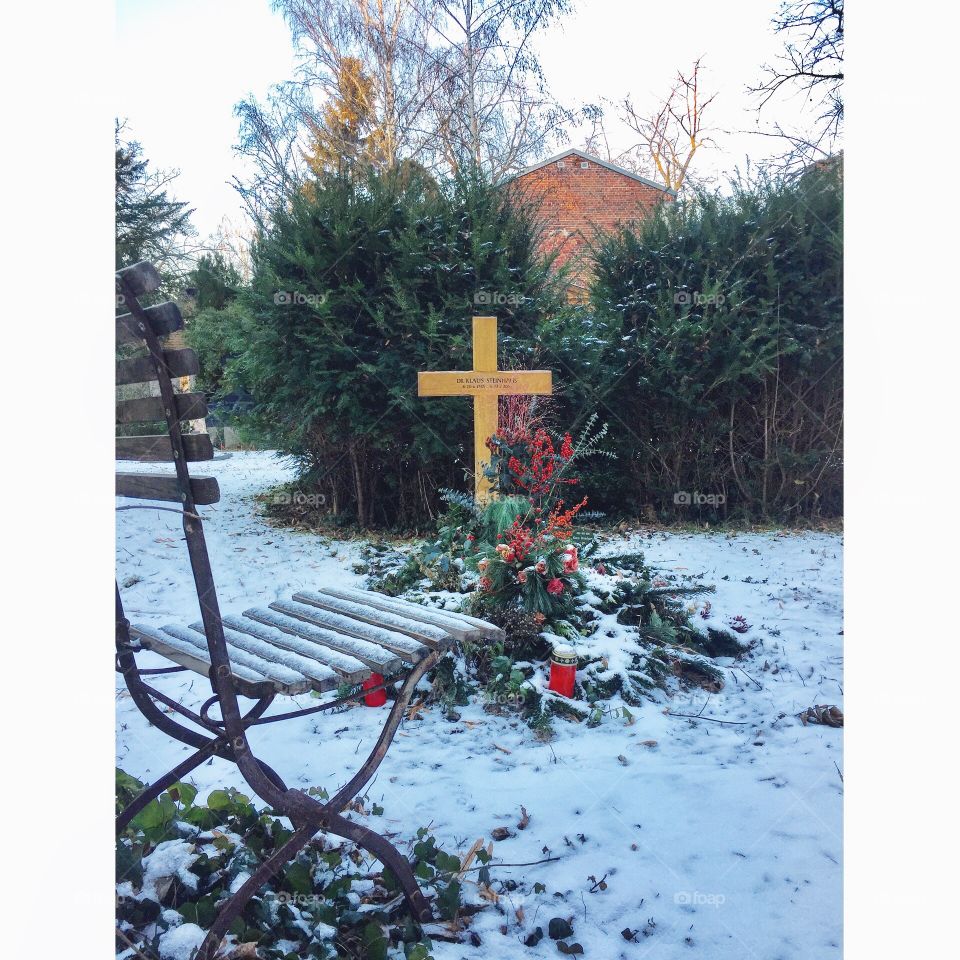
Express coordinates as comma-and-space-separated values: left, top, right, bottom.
117, 451, 842, 960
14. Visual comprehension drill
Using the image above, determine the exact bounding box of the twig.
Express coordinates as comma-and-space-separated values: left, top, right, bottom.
833, 761, 843, 783
739, 667, 763, 690
461, 855, 560, 872
666, 711, 749, 725
114, 928, 158, 960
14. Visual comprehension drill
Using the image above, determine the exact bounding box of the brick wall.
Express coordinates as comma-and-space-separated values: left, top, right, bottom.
507, 152, 674, 297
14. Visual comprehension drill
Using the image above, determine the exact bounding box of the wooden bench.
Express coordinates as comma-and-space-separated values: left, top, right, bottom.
114, 261, 503, 958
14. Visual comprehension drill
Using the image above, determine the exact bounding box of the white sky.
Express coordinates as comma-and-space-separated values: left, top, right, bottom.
116, 0, 821, 242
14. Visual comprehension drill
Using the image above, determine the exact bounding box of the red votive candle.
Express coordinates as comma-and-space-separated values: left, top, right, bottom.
547, 645, 577, 698
362, 672, 387, 707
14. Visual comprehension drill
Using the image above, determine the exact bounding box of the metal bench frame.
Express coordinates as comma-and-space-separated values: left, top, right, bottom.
114, 262, 468, 958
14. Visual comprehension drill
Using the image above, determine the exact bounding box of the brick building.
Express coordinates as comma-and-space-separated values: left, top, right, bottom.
505, 148, 676, 299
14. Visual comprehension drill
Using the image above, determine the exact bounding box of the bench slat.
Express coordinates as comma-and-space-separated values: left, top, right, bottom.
292, 590, 453, 649
117, 261, 161, 298
243, 607, 402, 674
117, 393, 208, 425
309, 586, 503, 642
116, 433, 214, 463
116, 301, 183, 345
198, 621, 341, 693
130, 625, 271, 698
116, 472, 220, 504
273, 598, 428, 663
163, 625, 314, 696
223, 615, 369, 684
116, 348, 200, 385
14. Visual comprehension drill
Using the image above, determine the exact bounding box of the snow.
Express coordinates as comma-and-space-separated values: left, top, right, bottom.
117, 451, 842, 959
141, 839, 199, 901
157, 922, 206, 960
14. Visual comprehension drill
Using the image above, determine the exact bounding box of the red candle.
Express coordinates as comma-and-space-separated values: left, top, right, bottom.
362, 672, 387, 707
548, 645, 577, 698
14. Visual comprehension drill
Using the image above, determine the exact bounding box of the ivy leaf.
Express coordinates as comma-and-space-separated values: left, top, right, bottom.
436, 879, 461, 920
362, 921, 388, 960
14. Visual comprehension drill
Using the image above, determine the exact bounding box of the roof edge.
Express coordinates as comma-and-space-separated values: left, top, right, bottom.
504, 149, 678, 196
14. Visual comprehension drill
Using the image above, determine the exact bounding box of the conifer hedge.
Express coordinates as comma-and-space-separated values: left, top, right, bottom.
545, 164, 843, 522
205, 170, 563, 527
194, 165, 842, 526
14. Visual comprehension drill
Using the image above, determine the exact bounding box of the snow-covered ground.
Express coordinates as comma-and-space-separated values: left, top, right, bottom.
117, 452, 843, 960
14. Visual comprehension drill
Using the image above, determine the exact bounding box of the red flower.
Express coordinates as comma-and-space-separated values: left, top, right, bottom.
479, 577, 492, 591
546, 578, 564, 596
517, 570, 527, 584
560, 433, 574, 459
535, 559, 547, 574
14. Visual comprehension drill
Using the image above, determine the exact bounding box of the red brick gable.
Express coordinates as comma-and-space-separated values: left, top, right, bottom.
505, 150, 675, 297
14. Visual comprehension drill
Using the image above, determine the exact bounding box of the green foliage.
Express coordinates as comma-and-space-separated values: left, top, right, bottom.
186, 298, 256, 395
218, 167, 564, 527
116, 771, 440, 959
186, 252, 242, 311
544, 165, 843, 522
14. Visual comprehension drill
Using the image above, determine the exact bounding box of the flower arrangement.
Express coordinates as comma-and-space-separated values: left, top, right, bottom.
471, 496, 589, 619
485, 426, 579, 505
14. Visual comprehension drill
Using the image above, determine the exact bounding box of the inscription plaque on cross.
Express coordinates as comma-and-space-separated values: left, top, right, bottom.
418, 315, 553, 502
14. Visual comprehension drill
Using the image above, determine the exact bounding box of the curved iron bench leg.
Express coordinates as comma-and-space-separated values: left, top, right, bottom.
196, 823, 316, 960
116, 738, 224, 833
319, 808, 434, 922
327, 650, 441, 810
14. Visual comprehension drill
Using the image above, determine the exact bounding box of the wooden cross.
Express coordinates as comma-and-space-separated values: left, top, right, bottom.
418, 315, 553, 502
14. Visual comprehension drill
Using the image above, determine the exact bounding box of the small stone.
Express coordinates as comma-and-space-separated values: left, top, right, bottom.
548, 917, 574, 940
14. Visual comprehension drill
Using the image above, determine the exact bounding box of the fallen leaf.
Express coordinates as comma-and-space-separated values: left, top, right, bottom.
491, 827, 512, 841
798, 704, 843, 727
640, 739, 658, 748
493, 743, 512, 754
406, 702, 429, 721
518, 806, 530, 830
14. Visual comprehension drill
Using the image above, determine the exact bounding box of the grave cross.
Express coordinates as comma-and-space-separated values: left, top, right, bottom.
418, 315, 553, 502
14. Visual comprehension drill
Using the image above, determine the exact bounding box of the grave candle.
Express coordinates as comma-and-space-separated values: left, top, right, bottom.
362, 672, 387, 707
548, 645, 577, 698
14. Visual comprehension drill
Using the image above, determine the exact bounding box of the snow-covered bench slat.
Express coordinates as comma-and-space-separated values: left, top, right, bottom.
223, 615, 370, 683
243, 607, 403, 675
276, 598, 430, 662
204, 619, 342, 693
161, 624, 315, 696
291, 590, 455, 649
306, 586, 505, 643
130, 624, 272, 699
